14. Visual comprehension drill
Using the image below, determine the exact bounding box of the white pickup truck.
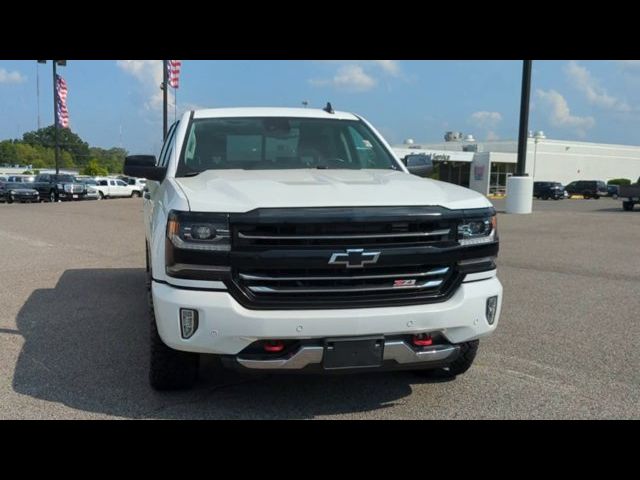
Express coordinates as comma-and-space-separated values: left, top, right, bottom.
94, 177, 136, 199
124, 107, 502, 390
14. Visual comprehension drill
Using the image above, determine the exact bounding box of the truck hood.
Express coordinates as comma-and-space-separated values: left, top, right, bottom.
175, 169, 492, 213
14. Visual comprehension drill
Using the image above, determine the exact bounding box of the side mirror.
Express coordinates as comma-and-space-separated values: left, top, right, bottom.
123, 155, 166, 182
403, 154, 434, 178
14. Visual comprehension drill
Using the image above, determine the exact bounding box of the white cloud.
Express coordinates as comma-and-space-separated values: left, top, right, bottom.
486, 131, 500, 141
117, 60, 164, 111
310, 64, 377, 92
309, 60, 403, 92
0, 68, 26, 84
536, 89, 595, 136
565, 61, 630, 112
469, 111, 502, 128
371, 60, 401, 76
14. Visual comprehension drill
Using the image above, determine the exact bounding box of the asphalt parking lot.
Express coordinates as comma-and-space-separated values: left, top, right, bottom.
1, 197, 639, 419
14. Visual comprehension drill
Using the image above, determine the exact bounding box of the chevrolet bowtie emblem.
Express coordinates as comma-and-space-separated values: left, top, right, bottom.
328, 249, 381, 268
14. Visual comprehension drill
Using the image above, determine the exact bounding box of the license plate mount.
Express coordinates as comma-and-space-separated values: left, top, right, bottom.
323, 336, 384, 370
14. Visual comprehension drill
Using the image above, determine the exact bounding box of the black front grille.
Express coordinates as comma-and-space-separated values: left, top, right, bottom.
225, 206, 473, 309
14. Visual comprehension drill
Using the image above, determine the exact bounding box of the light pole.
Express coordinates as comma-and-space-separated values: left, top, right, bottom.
37, 60, 67, 175
532, 130, 545, 179
506, 60, 534, 214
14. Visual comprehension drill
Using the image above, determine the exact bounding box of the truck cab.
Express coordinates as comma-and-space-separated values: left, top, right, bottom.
125, 107, 503, 390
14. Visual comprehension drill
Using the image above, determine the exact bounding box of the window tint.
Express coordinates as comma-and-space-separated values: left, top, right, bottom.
109, 180, 116, 186
99, 180, 108, 186
158, 122, 179, 168
178, 117, 397, 175
117, 180, 127, 186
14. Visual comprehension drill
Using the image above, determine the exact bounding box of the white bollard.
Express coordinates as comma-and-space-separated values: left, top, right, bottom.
505, 176, 534, 214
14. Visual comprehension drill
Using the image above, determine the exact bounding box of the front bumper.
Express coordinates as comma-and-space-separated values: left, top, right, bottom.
152, 273, 502, 366
8, 193, 39, 202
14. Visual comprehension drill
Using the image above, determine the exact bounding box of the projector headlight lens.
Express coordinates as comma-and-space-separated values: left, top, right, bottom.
167, 210, 230, 251
458, 215, 497, 246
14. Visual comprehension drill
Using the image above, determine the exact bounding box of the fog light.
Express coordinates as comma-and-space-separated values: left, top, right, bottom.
180, 308, 199, 339
486, 296, 498, 325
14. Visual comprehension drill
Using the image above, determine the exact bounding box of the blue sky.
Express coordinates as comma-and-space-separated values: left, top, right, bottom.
1, 60, 640, 155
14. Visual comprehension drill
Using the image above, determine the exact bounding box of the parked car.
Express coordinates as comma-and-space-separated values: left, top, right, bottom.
618, 177, 640, 211
76, 178, 100, 200
533, 181, 565, 200
0, 181, 40, 203
31, 173, 87, 202
607, 184, 620, 198
124, 107, 502, 390
565, 180, 607, 199
94, 177, 136, 199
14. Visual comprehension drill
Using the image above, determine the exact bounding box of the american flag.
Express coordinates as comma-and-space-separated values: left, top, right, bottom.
167, 60, 181, 88
56, 75, 69, 128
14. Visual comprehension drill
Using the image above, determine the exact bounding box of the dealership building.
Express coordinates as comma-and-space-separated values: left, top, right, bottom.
392, 132, 640, 195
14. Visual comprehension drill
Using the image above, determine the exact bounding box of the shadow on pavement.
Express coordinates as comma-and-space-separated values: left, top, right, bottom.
12, 268, 450, 419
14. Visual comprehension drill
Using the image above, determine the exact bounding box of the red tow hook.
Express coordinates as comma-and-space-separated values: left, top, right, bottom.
412, 334, 433, 347
264, 340, 286, 353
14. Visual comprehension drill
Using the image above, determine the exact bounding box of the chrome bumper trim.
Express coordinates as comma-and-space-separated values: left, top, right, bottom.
235, 341, 459, 370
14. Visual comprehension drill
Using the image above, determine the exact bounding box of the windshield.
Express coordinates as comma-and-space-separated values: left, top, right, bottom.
177, 117, 399, 176
5, 182, 31, 189
52, 175, 75, 183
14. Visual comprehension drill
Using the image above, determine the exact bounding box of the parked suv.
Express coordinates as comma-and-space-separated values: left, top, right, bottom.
565, 180, 607, 199
31, 173, 86, 202
533, 181, 565, 200
125, 107, 502, 390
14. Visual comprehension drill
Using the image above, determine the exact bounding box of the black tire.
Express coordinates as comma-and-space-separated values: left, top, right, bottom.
7, 196, 14, 204
623, 201, 634, 211
412, 340, 479, 378
147, 248, 200, 391
444, 340, 479, 376
49, 190, 57, 202
593, 194, 600, 200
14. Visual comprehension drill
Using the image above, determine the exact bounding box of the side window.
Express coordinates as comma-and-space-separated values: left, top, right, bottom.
158, 122, 179, 168
117, 180, 127, 186
40, 175, 49, 182
109, 180, 116, 186
99, 180, 108, 186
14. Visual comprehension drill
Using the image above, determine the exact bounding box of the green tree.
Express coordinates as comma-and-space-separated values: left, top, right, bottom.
22, 125, 90, 167
82, 159, 109, 176
608, 178, 631, 186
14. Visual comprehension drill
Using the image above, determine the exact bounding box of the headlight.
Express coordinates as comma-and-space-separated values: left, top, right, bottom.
458, 215, 497, 246
10, 190, 16, 195
57, 184, 64, 190
167, 210, 230, 251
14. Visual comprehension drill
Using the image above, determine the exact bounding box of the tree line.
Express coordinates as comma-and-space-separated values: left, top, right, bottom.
0, 125, 128, 176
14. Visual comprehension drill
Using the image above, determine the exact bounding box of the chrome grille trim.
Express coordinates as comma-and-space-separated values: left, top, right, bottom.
239, 267, 450, 282
237, 229, 451, 241
247, 278, 444, 294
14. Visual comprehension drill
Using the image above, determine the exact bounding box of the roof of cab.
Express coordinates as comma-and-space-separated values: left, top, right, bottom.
192, 107, 359, 121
